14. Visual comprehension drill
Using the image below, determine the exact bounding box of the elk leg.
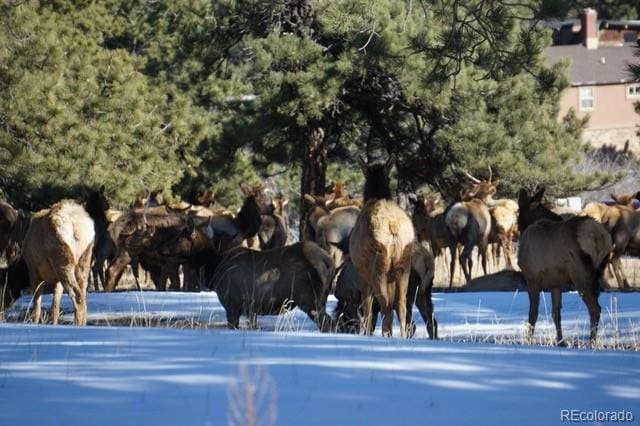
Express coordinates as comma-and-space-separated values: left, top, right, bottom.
527, 289, 540, 343
479, 241, 488, 277
49, 282, 63, 325
611, 232, 631, 289
448, 242, 457, 288
61, 268, 87, 326
225, 305, 241, 329
30, 281, 45, 324
414, 284, 437, 339
551, 287, 565, 346
580, 290, 601, 344
405, 284, 418, 338
168, 265, 180, 291
394, 266, 410, 338
378, 280, 394, 337
248, 312, 258, 329
105, 250, 131, 292
504, 234, 514, 270
460, 245, 473, 283
359, 286, 374, 335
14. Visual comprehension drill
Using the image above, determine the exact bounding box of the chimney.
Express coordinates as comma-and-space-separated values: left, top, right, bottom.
582, 8, 598, 49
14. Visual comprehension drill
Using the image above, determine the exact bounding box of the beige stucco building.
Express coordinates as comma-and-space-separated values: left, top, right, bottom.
546, 9, 640, 153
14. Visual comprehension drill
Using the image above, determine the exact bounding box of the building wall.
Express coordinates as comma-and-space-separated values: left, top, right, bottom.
558, 84, 640, 152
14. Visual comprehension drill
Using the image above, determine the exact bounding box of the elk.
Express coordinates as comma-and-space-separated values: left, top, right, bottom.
411, 194, 450, 269
334, 241, 437, 338
22, 200, 96, 325
517, 187, 612, 345
209, 241, 335, 331
85, 187, 112, 291
0, 257, 30, 316
445, 197, 491, 287
325, 181, 363, 209
349, 155, 415, 337
598, 205, 640, 289
0, 200, 19, 258
461, 171, 518, 270
105, 189, 263, 292
256, 194, 289, 250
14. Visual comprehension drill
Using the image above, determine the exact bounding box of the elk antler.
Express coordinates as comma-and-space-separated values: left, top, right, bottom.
488, 165, 493, 183
462, 170, 481, 184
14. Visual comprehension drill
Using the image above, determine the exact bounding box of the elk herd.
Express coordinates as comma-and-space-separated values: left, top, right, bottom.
0, 159, 638, 346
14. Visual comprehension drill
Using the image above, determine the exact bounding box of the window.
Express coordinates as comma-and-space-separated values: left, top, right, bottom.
627, 83, 640, 98
579, 86, 594, 111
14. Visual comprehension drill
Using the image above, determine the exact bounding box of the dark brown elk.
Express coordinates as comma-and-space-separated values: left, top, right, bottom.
85, 187, 112, 291
0, 200, 19, 258
349, 155, 415, 337
445, 197, 491, 287
0, 200, 30, 264
209, 241, 335, 331
518, 187, 612, 346
22, 200, 95, 325
0, 257, 30, 316
334, 241, 437, 338
256, 194, 289, 250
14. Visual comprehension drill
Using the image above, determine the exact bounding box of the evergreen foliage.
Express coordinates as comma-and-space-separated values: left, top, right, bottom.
0, 0, 623, 215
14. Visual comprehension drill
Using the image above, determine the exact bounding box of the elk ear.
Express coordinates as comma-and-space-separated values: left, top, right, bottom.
239, 183, 251, 196
610, 194, 620, 203
385, 154, 396, 174
357, 155, 368, 173
303, 194, 317, 205
282, 198, 289, 208
99, 185, 106, 194
532, 186, 545, 202
517, 189, 529, 206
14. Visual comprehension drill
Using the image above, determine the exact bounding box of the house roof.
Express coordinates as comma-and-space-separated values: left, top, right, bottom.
545, 42, 638, 86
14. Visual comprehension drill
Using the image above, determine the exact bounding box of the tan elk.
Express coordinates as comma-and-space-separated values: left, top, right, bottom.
22, 200, 95, 325
598, 205, 640, 289
518, 187, 612, 345
349, 155, 415, 337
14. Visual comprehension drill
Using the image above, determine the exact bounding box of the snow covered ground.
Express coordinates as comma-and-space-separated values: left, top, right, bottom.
0, 291, 639, 425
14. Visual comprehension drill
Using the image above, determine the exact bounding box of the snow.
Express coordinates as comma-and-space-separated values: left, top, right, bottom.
0, 291, 639, 425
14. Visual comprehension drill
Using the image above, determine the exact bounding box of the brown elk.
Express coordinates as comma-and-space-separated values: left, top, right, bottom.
411, 194, 450, 268
325, 181, 363, 209
209, 241, 335, 330
131, 189, 166, 209
349, 155, 415, 337
518, 187, 612, 345
22, 200, 95, 325
334, 241, 437, 338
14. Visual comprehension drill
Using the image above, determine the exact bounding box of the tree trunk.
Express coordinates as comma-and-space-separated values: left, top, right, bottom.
299, 125, 326, 240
